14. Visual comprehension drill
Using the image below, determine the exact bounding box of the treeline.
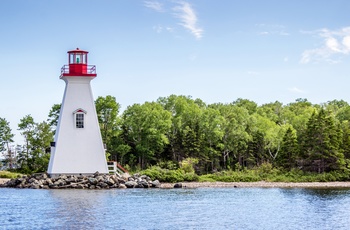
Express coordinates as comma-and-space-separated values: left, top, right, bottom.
2, 95, 350, 176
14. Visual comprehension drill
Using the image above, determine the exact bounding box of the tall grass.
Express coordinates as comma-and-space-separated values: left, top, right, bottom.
0, 171, 23, 179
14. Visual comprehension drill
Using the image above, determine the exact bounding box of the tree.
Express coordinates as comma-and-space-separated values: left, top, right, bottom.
210, 103, 252, 169
0, 118, 15, 169
301, 109, 345, 172
157, 95, 203, 163
198, 107, 224, 172
18, 115, 53, 173
257, 101, 284, 125
17, 115, 36, 170
341, 121, 350, 160
277, 126, 298, 170
47, 104, 61, 131
281, 99, 315, 135
122, 102, 172, 169
232, 98, 257, 115
95, 95, 121, 158
253, 114, 286, 163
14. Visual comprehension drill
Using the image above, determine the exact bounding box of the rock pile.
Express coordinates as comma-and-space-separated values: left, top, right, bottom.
1, 172, 161, 189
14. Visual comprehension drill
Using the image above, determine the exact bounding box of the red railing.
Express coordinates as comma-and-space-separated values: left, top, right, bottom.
117, 162, 128, 173
60, 65, 97, 77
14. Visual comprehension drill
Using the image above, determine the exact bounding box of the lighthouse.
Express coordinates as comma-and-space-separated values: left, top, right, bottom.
48, 48, 108, 176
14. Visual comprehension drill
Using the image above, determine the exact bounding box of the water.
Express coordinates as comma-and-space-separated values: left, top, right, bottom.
1, 187, 350, 230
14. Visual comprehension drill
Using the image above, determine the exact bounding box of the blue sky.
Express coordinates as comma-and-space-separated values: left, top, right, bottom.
1, 0, 350, 144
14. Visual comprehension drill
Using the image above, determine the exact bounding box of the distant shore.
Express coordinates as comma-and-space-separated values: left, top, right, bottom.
2, 178, 350, 189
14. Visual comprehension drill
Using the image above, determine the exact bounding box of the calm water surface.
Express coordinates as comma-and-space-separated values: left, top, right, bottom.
1, 187, 350, 229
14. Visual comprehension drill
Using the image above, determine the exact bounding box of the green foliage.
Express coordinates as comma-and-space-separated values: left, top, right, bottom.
277, 126, 298, 169
95, 95, 121, 153
0, 117, 15, 169
17, 115, 53, 173
7, 94, 350, 178
47, 104, 61, 132
0, 171, 23, 179
140, 166, 199, 183
179, 157, 198, 173
122, 102, 172, 169
198, 165, 350, 183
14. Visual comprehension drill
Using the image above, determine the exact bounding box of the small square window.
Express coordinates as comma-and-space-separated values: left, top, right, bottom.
76, 113, 84, 128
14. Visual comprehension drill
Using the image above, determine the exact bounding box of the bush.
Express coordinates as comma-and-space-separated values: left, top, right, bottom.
183, 172, 199, 182
140, 166, 199, 183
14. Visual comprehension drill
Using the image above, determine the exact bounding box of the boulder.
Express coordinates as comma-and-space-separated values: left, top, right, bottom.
174, 183, 182, 188
125, 181, 137, 188
138, 180, 149, 188
88, 178, 98, 185
118, 184, 127, 189
151, 180, 161, 188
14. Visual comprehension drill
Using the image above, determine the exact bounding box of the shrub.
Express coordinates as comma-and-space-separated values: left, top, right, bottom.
180, 158, 198, 174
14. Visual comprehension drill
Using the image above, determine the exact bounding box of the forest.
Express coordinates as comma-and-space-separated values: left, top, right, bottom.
2, 95, 350, 182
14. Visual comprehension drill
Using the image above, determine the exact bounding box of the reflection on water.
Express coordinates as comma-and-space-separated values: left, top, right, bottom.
1, 187, 350, 229
49, 190, 109, 229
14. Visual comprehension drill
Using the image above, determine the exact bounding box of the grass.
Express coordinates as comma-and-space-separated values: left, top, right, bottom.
0, 171, 24, 179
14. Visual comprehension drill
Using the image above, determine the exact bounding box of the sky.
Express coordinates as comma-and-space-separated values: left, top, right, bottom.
1, 0, 350, 144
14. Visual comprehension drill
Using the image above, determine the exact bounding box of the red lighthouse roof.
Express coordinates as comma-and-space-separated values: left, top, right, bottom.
60, 48, 97, 78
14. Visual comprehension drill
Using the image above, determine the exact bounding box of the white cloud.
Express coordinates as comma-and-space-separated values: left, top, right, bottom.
144, 1, 164, 12
288, 87, 305, 93
153, 25, 163, 33
300, 27, 350, 64
173, 1, 203, 39
153, 25, 174, 34
342, 36, 350, 50
256, 24, 289, 36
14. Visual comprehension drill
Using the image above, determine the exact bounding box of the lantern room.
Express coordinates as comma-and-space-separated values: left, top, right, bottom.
60, 48, 96, 78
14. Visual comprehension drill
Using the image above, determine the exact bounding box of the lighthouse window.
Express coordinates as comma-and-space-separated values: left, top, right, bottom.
76, 113, 84, 128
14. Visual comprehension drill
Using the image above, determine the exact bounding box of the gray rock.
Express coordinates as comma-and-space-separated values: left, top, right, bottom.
76, 184, 84, 189
151, 180, 161, 188
88, 177, 98, 185
125, 181, 137, 188
45, 178, 53, 185
96, 176, 104, 182
139, 180, 149, 188
97, 182, 109, 188
118, 184, 127, 189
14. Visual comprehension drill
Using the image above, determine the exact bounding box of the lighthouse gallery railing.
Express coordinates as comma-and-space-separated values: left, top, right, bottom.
60, 65, 96, 76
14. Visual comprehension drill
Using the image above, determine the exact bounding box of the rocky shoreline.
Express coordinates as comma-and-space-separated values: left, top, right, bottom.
2, 175, 350, 189
0, 172, 161, 189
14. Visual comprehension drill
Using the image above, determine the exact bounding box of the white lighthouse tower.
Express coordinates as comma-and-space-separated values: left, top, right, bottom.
48, 48, 108, 176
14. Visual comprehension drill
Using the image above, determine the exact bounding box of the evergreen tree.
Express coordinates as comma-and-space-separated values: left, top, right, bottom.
277, 126, 298, 170
302, 109, 345, 172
